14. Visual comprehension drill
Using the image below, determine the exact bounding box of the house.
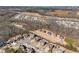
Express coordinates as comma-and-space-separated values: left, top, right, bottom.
30, 29, 66, 45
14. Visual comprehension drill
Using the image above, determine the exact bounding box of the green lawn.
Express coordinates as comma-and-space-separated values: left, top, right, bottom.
65, 37, 74, 49
65, 37, 78, 51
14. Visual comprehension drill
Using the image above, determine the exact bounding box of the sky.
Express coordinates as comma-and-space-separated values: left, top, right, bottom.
0, 0, 79, 6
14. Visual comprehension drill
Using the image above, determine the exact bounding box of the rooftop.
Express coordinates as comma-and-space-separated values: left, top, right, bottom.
30, 29, 66, 45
